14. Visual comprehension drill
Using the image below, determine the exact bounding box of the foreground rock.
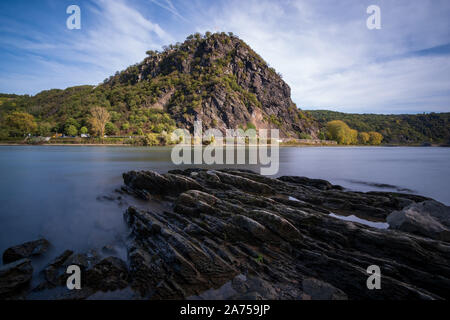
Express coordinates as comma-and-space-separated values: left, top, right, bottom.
387, 200, 450, 241
2, 169, 449, 300
31, 249, 128, 298
0, 259, 33, 299
3, 238, 50, 264
122, 169, 450, 300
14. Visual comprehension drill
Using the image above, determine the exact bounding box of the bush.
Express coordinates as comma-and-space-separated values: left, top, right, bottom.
80, 126, 88, 134
299, 132, 312, 140
246, 122, 256, 130
143, 134, 159, 146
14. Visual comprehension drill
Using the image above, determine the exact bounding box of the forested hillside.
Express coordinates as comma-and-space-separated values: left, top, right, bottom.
308, 110, 450, 145
0, 32, 318, 141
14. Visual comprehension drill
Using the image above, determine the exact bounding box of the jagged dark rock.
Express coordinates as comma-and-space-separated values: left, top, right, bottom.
0, 259, 33, 299
2, 238, 50, 264
4, 168, 450, 300
85, 257, 129, 292
121, 169, 450, 300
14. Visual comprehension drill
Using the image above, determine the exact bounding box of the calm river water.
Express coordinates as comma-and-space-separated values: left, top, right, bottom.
0, 146, 448, 258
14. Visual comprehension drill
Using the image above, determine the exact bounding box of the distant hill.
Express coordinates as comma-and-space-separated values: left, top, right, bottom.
307, 110, 450, 145
0, 32, 318, 139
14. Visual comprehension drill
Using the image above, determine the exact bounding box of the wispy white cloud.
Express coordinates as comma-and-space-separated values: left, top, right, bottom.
0, 0, 174, 92
148, 0, 188, 22
1, 0, 449, 113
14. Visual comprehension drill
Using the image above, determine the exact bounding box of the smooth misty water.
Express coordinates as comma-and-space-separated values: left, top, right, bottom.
0, 146, 449, 258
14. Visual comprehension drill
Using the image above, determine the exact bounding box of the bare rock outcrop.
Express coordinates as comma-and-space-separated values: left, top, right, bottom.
120, 169, 450, 300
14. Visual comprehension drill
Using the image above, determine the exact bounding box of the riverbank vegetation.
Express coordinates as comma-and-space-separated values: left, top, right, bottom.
325, 120, 383, 145
0, 31, 448, 147
309, 110, 450, 145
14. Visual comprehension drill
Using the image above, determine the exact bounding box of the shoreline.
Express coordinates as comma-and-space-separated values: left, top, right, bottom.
0, 142, 448, 148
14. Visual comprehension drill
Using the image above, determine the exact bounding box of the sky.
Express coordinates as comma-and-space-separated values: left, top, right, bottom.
0, 0, 449, 114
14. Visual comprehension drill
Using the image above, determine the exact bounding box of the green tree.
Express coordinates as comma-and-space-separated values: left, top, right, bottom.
3, 112, 37, 137
65, 125, 78, 136
80, 126, 88, 134
105, 122, 118, 135
110, 111, 121, 122
121, 122, 130, 131
136, 128, 144, 136
37, 122, 53, 136
65, 118, 80, 129
318, 131, 326, 140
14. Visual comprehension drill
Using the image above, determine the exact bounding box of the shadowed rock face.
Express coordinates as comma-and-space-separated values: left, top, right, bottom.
121, 169, 450, 300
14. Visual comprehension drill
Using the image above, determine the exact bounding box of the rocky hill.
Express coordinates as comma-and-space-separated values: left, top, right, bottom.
0, 32, 319, 139
103, 32, 318, 138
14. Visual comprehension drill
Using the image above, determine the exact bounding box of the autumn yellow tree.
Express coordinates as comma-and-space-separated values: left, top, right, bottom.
326, 120, 358, 145
89, 107, 110, 137
358, 132, 370, 145
368, 131, 383, 145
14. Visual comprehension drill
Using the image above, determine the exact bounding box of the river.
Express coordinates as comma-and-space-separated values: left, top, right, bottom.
0, 145, 448, 258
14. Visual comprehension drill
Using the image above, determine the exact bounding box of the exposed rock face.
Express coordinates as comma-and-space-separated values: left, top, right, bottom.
121, 169, 450, 300
105, 33, 318, 138
2, 238, 50, 264
0, 259, 33, 299
387, 200, 450, 241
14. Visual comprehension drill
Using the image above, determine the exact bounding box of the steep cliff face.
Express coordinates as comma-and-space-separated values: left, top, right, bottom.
104, 32, 318, 138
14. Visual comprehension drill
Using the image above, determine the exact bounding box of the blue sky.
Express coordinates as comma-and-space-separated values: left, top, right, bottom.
0, 0, 449, 114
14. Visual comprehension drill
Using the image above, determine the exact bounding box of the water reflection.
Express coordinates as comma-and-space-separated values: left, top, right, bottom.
329, 213, 390, 229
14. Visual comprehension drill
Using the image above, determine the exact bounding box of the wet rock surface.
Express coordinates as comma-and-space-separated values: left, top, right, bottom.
2, 168, 450, 300
387, 200, 450, 241
2, 238, 50, 264
120, 169, 450, 300
0, 259, 33, 299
